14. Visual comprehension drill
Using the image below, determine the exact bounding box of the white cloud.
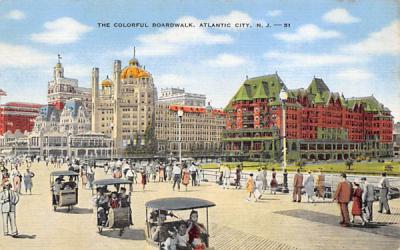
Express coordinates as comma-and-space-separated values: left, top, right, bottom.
274, 24, 341, 42
341, 20, 400, 56
267, 10, 282, 17
205, 53, 247, 68
64, 64, 91, 78
155, 74, 190, 88
0, 43, 51, 68
31, 17, 92, 44
323, 8, 360, 24
264, 51, 367, 68
334, 68, 375, 82
6, 9, 25, 20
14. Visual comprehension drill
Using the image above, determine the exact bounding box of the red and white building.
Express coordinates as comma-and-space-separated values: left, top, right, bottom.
0, 102, 42, 135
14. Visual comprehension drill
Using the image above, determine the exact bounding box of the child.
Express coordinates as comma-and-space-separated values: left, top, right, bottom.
246, 173, 257, 202
176, 222, 192, 248
163, 230, 178, 250
108, 192, 121, 209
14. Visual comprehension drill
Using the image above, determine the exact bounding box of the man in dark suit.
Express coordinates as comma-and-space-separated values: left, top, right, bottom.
0, 182, 20, 236
292, 169, 303, 202
333, 173, 352, 227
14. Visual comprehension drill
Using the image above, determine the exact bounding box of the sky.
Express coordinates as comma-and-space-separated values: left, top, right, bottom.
0, 0, 399, 121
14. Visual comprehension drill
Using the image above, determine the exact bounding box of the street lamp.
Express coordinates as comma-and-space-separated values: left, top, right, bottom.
110, 123, 114, 160
177, 109, 184, 166
279, 89, 288, 171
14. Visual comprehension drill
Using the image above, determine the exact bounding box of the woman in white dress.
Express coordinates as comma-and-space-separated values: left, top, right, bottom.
304, 171, 315, 203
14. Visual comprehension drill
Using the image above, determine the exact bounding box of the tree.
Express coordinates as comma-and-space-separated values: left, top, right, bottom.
345, 159, 354, 170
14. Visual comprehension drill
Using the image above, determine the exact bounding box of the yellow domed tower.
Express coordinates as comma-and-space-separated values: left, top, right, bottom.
92, 47, 157, 157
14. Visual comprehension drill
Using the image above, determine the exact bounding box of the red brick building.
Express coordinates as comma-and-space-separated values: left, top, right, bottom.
0, 102, 42, 135
224, 74, 393, 161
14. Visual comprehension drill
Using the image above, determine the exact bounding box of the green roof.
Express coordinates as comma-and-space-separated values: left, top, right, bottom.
307, 77, 330, 95
228, 74, 287, 105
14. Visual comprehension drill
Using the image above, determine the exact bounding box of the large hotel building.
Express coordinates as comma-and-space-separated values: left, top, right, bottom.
224, 73, 393, 161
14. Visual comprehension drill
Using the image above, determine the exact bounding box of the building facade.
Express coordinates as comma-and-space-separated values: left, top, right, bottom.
394, 122, 400, 157
224, 74, 393, 161
47, 56, 91, 112
91, 54, 157, 156
0, 102, 42, 135
158, 87, 206, 107
155, 103, 225, 157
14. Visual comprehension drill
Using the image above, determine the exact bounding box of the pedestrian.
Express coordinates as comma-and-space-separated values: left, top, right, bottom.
141, 169, 147, 191
333, 173, 353, 227
11, 166, 21, 194
172, 164, 182, 191
23, 168, 35, 195
125, 166, 136, 192
0, 182, 19, 237
316, 169, 325, 200
283, 169, 288, 192
304, 171, 315, 203
112, 167, 123, 191
87, 165, 95, 189
262, 167, 268, 192
255, 168, 263, 193
166, 164, 172, 183
235, 165, 241, 189
159, 163, 165, 182
361, 177, 374, 222
351, 181, 366, 226
182, 166, 190, 191
378, 172, 391, 214
189, 163, 197, 186
222, 165, 231, 189
293, 169, 303, 202
80, 166, 87, 188
246, 173, 257, 202
270, 168, 277, 195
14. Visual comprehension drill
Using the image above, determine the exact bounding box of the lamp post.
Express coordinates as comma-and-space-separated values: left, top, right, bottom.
279, 89, 288, 171
110, 123, 114, 161
177, 109, 183, 166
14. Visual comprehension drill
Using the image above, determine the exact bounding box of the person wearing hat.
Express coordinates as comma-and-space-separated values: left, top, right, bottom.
378, 172, 391, 214
292, 169, 303, 202
361, 177, 375, 222
0, 182, 20, 236
351, 180, 366, 226
333, 173, 353, 226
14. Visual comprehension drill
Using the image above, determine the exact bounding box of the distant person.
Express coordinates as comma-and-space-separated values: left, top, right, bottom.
270, 168, 277, 195
246, 173, 257, 202
189, 163, 198, 186
222, 165, 231, 189
351, 181, 366, 226
293, 169, 303, 202
235, 165, 242, 189
182, 166, 190, 191
333, 173, 352, 227
304, 171, 315, 203
262, 167, 268, 192
316, 169, 325, 200
361, 177, 374, 222
283, 169, 288, 192
172, 164, 182, 191
141, 169, 147, 191
378, 172, 391, 214
255, 168, 263, 193
23, 169, 35, 195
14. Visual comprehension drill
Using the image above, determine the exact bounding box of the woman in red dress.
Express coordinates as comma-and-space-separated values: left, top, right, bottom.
182, 166, 190, 191
351, 182, 366, 226
188, 210, 207, 250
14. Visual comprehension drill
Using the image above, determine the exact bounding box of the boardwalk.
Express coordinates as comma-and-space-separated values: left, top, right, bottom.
0, 162, 399, 250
